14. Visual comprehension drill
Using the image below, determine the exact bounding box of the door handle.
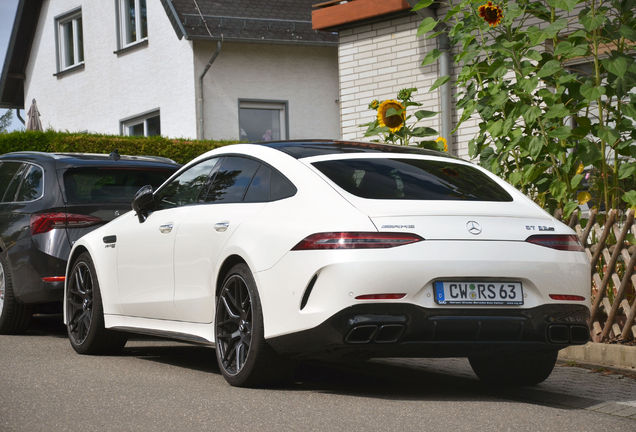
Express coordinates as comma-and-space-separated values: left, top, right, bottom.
159, 223, 173, 234
214, 222, 230, 232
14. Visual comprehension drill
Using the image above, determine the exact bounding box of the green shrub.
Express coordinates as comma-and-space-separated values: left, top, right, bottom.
0, 131, 240, 165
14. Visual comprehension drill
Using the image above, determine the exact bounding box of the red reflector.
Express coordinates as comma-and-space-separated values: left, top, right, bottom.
355, 294, 406, 300
42, 276, 66, 283
526, 235, 584, 252
30, 213, 102, 235
549, 294, 586, 301
292, 232, 424, 250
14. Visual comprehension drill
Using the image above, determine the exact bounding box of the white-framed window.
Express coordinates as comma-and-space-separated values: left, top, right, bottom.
121, 110, 160, 137
117, 0, 148, 49
238, 100, 288, 142
55, 9, 84, 72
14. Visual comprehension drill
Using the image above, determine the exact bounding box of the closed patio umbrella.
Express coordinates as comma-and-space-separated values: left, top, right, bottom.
26, 99, 43, 131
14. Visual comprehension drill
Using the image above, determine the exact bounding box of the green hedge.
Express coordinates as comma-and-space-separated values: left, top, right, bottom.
0, 131, 241, 165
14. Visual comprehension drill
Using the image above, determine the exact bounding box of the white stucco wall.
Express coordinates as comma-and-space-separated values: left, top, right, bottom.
24, 0, 197, 138
194, 41, 340, 141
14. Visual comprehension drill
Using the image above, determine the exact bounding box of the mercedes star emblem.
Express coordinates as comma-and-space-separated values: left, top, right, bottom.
466, 221, 482, 235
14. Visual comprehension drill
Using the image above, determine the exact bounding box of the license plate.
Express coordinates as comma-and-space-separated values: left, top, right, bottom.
434, 281, 523, 305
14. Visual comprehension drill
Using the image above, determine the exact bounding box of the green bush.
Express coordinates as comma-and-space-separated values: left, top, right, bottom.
0, 131, 240, 165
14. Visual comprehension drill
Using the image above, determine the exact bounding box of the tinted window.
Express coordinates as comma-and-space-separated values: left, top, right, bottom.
65, 167, 176, 204
270, 169, 296, 201
0, 162, 25, 203
203, 157, 260, 203
16, 165, 44, 202
155, 158, 219, 210
312, 158, 513, 202
243, 164, 271, 202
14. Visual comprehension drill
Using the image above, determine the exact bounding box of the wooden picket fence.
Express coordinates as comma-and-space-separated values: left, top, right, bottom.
556, 208, 636, 343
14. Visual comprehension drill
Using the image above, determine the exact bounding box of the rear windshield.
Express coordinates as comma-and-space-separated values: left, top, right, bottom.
64, 167, 176, 204
312, 158, 513, 201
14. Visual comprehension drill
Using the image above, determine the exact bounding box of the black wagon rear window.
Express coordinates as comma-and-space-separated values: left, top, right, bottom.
312, 158, 513, 201
64, 168, 176, 204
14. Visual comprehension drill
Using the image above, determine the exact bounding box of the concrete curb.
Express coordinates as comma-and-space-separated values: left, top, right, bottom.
559, 342, 636, 372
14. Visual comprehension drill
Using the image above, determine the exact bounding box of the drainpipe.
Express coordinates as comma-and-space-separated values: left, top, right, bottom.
198, 40, 222, 140
404, 1, 452, 150
16, 109, 25, 125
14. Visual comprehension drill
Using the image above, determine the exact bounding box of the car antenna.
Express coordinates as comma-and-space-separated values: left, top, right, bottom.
109, 148, 121, 161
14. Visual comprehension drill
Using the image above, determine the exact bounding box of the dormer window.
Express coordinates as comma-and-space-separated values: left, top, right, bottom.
118, 0, 148, 49
55, 8, 84, 72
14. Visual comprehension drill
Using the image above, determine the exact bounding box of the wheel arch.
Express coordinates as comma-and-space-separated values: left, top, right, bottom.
65, 245, 89, 281
216, 254, 248, 297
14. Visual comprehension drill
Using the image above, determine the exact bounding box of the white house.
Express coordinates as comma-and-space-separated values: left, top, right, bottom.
0, 0, 341, 141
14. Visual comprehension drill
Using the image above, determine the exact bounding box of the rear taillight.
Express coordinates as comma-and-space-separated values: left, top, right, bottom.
292, 232, 424, 250
30, 213, 102, 235
526, 235, 584, 252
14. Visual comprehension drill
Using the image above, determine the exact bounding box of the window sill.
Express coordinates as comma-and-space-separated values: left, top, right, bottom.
53, 63, 85, 78
114, 39, 148, 56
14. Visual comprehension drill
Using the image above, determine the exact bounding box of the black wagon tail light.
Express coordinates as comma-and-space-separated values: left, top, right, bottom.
30, 213, 103, 235
525, 235, 584, 252
292, 232, 424, 250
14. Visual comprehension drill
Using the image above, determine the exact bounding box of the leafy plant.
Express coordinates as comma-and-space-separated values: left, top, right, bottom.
361, 88, 442, 147
415, 0, 636, 216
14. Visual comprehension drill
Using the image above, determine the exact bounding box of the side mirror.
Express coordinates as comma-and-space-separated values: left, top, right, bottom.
132, 185, 155, 223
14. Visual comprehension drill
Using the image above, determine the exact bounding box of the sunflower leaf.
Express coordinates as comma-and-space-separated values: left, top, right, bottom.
413, 0, 435, 10
385, 107, 404, 117
429, 75, 450, 92
421, 49, 442, 66
417, 17, 439, 37
414, 110, 438, 120
411, 127, 439, 137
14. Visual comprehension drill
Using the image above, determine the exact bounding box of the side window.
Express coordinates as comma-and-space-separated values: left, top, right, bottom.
242, 164, 297, 203
16, 165, 44, 202
154, 158, 219, 210
243, 165, 271, 203
203, 157, 260, 203
0, 162, 26, 203
270, 169, 297, 201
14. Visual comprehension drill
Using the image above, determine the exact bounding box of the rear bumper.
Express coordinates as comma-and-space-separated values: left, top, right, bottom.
267, 303, 590, 360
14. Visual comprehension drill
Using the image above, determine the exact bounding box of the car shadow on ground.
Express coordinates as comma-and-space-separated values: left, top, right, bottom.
120, 339, 604, 411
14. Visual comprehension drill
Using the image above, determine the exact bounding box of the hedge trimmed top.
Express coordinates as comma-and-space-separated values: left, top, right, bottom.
0, 131, 240, 166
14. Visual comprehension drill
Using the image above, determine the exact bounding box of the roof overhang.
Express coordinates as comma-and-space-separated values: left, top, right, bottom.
0, 0, 43, 110
312, 0, 413, 32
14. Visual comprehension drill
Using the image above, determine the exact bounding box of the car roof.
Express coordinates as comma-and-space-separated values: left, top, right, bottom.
257, 140, 456, 160
0, 151, 180, 168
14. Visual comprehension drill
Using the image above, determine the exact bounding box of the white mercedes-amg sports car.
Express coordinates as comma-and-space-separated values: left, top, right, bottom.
64, 141, 590, 387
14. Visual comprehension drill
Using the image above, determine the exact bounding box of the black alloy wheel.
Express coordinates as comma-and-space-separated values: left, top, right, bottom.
66, 260, 94, 346
66, 252, 128, 355
216, 273, 253, 376
214, 263, 295, 387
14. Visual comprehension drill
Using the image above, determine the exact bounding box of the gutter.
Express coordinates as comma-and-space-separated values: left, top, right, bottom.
404, 1, 452, 151
198, 41, 222, 140
185, 35, 338, 47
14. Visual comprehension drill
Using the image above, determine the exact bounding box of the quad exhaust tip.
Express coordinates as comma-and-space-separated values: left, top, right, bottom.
345, 324, 405, 344
547, 324, 589, 344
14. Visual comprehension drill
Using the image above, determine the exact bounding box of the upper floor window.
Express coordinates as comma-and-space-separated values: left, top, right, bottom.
118, 0, 148, 48
55, 8, 84, 72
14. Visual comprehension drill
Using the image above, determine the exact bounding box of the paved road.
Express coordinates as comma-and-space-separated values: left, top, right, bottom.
1, 315, 635, 432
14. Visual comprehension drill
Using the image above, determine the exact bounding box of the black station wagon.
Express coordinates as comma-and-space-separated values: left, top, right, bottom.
0, 151, 180, 334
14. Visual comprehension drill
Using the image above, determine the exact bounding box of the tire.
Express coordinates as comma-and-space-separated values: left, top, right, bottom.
215, 263, 294, 387
469, 350, 559, 387
66, 252, 128, 355
0, 255, 32, 335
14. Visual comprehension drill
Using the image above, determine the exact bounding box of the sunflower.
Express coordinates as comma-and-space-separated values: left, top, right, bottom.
478, 1, 504, 27
436, 136, 448, 152
368, 100, 380, 110
377, 100, 405, 133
